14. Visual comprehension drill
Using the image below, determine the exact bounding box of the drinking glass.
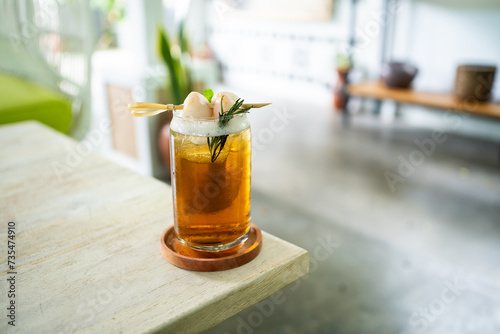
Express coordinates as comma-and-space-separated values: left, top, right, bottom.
169, 111, 251, 251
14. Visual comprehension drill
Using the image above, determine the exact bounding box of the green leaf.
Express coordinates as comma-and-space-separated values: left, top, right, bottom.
178, 20, 190, 55
204, 88, 214, 103
207, 97, 254, 162
157, 26, 182, 104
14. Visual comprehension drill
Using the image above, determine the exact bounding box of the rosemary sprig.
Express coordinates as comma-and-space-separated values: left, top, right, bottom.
207, 97, 252, 162
218, 98, 252, 126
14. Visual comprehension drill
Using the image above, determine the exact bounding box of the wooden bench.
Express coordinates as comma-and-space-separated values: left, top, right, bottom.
348, 81, 500, 119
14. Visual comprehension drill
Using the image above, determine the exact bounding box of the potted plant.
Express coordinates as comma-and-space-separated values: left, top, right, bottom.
157, 24, 193, 176
333, 52, 353, 111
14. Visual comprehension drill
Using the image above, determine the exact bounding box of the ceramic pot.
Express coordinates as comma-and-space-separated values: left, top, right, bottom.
454, 64, 496, 101
381, 62, 418, 89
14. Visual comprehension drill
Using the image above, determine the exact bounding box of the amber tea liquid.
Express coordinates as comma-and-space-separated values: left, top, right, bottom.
170, 114, 251, 251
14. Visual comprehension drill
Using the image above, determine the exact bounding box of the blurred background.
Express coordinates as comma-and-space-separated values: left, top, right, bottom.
1, 0, 499, 333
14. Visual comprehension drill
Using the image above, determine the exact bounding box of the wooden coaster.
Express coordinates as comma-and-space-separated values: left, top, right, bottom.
160, 224, 262, 272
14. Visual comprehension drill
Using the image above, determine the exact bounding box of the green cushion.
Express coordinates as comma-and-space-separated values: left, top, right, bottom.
0, 73, 72, 133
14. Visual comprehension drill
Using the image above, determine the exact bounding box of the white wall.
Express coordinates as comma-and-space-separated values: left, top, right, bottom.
204, 0, 369, 104
203, 0, 500, 126
392, 0, 500, 94
386, 0, 500, 140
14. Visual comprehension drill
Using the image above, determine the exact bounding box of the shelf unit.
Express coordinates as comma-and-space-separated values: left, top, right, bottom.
348, 81, 500, 119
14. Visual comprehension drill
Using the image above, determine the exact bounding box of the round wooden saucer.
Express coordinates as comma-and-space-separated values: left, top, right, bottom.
160, 223, 262, 272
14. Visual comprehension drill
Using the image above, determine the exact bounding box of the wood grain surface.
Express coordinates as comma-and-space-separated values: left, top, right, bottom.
348, 81, 500, 119
0, 121, 308, 334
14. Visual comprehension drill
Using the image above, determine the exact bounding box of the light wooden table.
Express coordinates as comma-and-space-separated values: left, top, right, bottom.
0, 122, 308, 334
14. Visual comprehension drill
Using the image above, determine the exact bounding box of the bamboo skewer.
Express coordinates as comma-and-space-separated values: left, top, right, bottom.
128, 102, 272, 117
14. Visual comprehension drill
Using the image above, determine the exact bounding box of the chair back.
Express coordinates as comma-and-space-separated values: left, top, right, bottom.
0, 0, 94, 139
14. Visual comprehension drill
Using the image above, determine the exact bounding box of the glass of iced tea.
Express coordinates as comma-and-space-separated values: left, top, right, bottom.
169, 98, 251, 251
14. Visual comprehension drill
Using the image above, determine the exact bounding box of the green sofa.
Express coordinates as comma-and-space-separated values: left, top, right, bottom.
0, 73, 72, 133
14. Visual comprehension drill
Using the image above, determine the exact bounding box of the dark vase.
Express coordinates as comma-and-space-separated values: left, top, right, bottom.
381, 61, 418, 89
334, 69, 350, 111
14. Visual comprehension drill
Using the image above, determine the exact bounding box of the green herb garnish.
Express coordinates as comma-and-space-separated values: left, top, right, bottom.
203, 88, 214, 103
207, 97, 252, 162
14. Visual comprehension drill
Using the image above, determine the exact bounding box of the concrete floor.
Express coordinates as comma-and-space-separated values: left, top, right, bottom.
203, 101, 500, 334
